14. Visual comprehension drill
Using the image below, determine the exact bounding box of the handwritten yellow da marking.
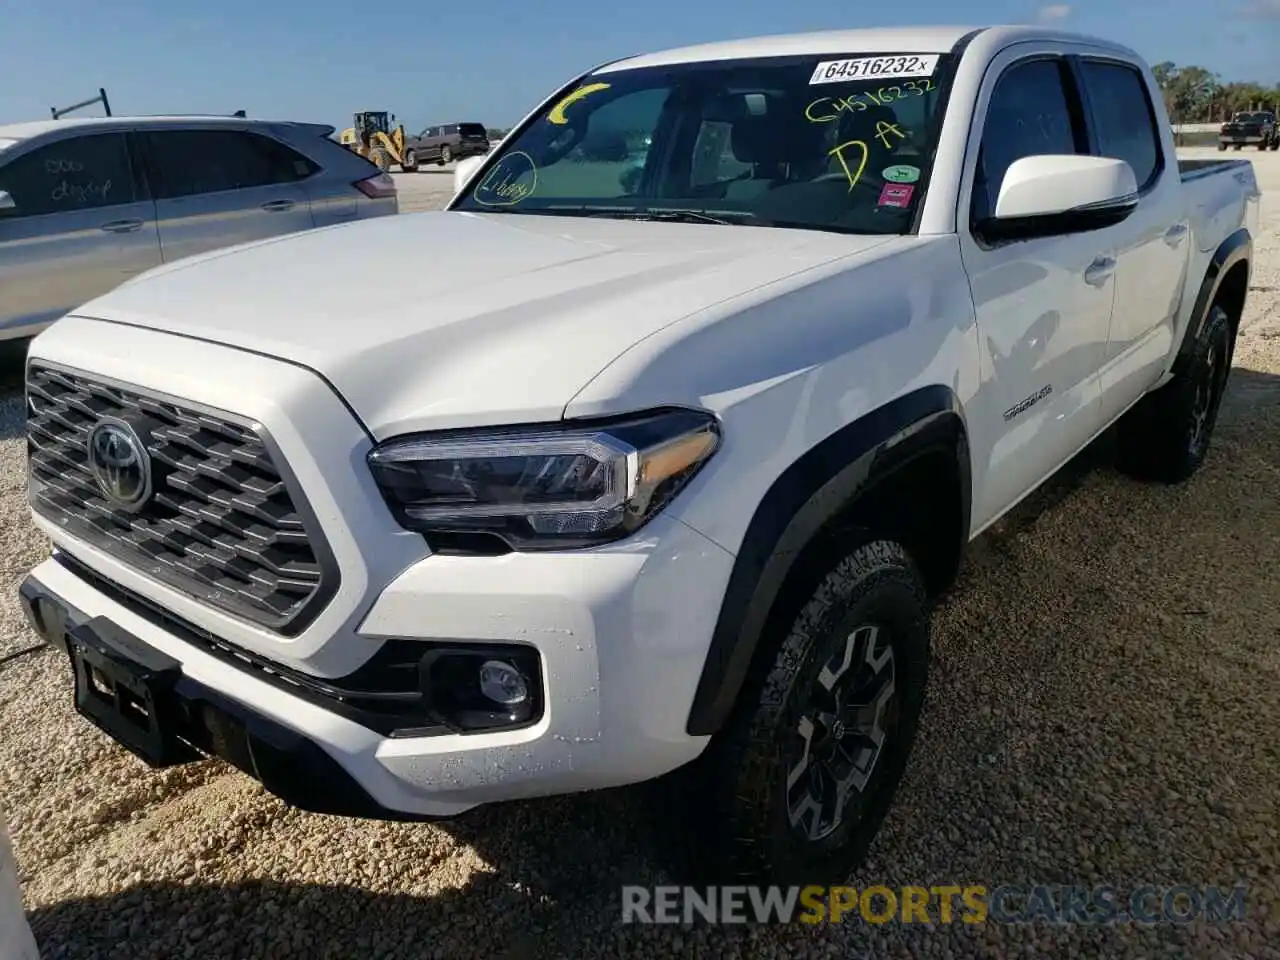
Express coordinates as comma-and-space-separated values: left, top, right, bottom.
875, 120, 907, 150
829, 140, 869, 192
548, 83, 611, 125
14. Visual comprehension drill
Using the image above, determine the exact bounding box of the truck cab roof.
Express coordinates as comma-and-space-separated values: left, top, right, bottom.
598, 24, 1140, 71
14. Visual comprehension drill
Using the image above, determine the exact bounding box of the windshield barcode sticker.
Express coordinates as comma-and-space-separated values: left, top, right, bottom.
810, 55, 940, 85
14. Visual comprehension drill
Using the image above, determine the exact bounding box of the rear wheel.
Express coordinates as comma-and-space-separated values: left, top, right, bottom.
440, 145, 453, 165
1219, 142, 1228, 151
669, 539, 931, 885
1116, 303, 1234, 484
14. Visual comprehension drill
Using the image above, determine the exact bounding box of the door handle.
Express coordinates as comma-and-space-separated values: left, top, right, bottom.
1163, 222, 1189, 247
1084, 255, 1116, 287
260, 199, 296, 212
99, 218, 144, 234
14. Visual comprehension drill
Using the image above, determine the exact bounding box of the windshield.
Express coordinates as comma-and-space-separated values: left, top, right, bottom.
452, 52, 952, 235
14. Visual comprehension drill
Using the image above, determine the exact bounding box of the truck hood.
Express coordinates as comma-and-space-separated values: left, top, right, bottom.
74, 211, 898, 436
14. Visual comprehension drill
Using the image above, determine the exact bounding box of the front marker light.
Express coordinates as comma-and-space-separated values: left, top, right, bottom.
367, 408, 721, 552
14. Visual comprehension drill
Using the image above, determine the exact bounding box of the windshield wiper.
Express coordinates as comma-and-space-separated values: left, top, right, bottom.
626, 209, 735, 225
539, 206, 745, 226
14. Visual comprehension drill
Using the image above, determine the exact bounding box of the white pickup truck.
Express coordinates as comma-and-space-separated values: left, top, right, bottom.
20, 25, 1260, 885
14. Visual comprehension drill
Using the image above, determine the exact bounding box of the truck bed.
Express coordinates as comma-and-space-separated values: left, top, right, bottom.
1179, 157, 1252, 181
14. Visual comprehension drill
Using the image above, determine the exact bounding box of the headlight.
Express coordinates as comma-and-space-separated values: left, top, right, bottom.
367, 407, 721, 552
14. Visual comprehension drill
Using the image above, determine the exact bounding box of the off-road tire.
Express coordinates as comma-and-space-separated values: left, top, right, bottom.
666, 538, 931, 887
1115, 303, 1234, 484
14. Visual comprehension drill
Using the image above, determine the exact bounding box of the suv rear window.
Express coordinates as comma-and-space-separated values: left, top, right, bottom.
460, 123, 487, 139
142, 129, 317, 200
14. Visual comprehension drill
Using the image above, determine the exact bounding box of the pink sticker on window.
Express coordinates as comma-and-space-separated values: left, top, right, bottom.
877, 183, 915, 207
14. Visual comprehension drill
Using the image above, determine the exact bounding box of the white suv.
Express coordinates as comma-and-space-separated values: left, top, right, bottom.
20, 24, 1255, 884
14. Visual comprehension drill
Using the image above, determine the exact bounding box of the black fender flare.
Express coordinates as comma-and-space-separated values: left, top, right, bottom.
1173, 227, 1251, 374
685, 384, 971, 736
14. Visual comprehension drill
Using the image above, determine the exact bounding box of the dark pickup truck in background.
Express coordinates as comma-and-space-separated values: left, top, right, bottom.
1219, 111, 1279, 150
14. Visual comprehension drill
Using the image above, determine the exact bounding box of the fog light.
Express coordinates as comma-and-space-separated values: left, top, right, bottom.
478, 660, 528, 706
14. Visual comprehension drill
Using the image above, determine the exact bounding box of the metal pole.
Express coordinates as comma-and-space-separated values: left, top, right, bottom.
100, 87, 111, 117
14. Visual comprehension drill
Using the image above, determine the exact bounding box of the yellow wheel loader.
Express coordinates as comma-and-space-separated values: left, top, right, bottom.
338, 111, 419, 173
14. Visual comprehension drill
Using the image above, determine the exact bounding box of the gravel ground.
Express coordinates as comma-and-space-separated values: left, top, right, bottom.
1, 146, 1278, 959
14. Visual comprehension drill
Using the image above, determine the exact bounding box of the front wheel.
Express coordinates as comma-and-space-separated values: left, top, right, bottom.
1219, 142, 1228, 151
674, 539, 931, 886
1116, 303, 1234, 483
401, 150, 418, 173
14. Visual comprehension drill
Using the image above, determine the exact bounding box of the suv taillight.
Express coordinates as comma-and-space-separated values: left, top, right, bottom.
355, 173, 397, 199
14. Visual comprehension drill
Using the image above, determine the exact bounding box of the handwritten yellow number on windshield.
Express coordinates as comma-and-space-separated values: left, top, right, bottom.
548, 83, 612, 125
875, 120, 906, 150
829, 140, 869, 192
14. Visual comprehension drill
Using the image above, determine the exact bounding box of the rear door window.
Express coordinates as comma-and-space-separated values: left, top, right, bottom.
1078, 60, 1163, 191
0, 133, 137, 218
143, 129, 316, 200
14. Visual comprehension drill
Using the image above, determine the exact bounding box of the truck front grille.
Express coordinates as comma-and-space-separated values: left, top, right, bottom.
25, 364, 336, 635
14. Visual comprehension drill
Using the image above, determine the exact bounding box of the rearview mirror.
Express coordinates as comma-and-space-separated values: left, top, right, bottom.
0, 190, 14, 213
980, 155, 1138, 243
453, 155, 485, 195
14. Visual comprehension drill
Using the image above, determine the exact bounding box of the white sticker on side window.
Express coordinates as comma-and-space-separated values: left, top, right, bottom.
810, 55, 940, 85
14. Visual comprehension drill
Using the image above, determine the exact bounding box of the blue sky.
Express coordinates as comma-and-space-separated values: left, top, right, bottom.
2, 0, 1278, 132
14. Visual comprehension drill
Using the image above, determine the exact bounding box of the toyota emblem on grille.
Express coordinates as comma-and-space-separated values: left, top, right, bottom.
86, 418, 153, 512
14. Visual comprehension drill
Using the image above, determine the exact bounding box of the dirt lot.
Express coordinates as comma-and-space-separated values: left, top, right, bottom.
393, 166, 461, 213
1, 147, 1278, 959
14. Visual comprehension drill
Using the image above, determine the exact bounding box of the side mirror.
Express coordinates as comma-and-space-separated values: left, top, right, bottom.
0, 190, 14, 213
453, 155, 485, 195
980, 155, 1138, 243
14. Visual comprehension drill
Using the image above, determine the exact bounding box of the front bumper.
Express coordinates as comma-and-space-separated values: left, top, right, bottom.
22, 509, 732, 818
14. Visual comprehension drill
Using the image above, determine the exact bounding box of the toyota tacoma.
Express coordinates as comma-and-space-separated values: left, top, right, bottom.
20, 25, 1260, 884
